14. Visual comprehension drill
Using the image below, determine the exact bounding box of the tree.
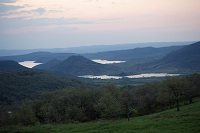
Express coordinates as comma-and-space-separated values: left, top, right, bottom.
95, 85, 122, 119
95, 93, 122, 119
166, 78, 184, 111
120, 89, 139, 121
186, 74, 200, 104
11, 101, 37, 125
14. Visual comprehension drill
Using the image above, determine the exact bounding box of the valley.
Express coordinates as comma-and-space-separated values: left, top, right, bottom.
79, 73, 180, 79
0, 41, 200, 132
1, 0, 199, 132
3, 41, 198, 85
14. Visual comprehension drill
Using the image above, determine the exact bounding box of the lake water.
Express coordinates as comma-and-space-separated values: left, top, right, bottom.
92, 59, 126, 64
79, 75, 122, 79
18, 61, 42, 68
126, 73, 180, 78
79, 73, 180, 79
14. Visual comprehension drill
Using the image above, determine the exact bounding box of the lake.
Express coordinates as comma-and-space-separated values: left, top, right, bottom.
18, 61, 42, 68
126, 73, 180, 78
79, 75, 122, 79
92, 59, 126, 64
79, 73, 180, 79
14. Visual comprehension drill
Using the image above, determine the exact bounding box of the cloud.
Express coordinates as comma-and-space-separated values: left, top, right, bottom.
0, 0, 17, 3
100, 18, 124, 21
84, 0, 99, 2
32, 8, 46, 15
0, 5, 64, 18
49, 10, 63, 13
0, 7, 52, 18
1, 25, 54, 34
0, 17, 94, 34
0, 3, 22, 13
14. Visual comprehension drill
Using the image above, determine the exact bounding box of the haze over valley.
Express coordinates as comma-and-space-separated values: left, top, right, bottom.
0, 41, 199, 81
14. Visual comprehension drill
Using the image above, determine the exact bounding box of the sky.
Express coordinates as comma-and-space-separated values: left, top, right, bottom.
0, 0, 200, 50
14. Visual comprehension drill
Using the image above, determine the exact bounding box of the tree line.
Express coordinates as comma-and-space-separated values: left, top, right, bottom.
1, 74, 200, 126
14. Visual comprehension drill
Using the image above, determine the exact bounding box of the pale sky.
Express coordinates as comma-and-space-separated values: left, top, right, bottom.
0, 0, 200, 49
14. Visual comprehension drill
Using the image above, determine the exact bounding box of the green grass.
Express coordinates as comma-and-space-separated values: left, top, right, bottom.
1, 99, 200, 133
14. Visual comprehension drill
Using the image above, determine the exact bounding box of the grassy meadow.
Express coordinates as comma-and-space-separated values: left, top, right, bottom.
1, 98, 200, 133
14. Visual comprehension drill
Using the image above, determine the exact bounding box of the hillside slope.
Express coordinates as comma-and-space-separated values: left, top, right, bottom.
160, 41, 200, 70
34, 59, 61, 70
0, 70, 89, 106
0, 60, 28, 71
47, 55, 121, 76
83, 45, 184, 61
2, 98, 200, 133
0, 52, 76, 63
130, 41, 200, 73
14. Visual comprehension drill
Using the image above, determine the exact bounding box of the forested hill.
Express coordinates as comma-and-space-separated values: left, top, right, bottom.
160, 41, 200, 70
130, 41, 200, 73
0, 60, 28, 71
0, 70, 91, 106
34, 59, 61, 70
35, 55, 121, 76
0, 52, 76, 63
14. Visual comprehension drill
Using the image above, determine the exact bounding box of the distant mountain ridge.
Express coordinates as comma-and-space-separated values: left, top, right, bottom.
60, 42, 192, 54
0, 45, 185, 64
83, 45, 184, 61
0, 42, 193, 56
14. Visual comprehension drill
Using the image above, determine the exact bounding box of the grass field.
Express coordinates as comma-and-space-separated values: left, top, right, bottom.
1, 99, 200, 133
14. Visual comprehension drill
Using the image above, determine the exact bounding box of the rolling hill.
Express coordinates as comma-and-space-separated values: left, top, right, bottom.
34, 59, 61, 70
35, 55, 121, 76
0, 45, 186, 72
160, 41, 200, 70
83, 45, 184, 61
0, 70, 90, 106
0, 60, 28, 71
134, 41, 200, 73
0, 52, 76, 63
34, 42, 200, 75
1, 42, 199, 75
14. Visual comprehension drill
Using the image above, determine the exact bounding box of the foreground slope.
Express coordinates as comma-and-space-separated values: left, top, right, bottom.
2, 98, 200, 133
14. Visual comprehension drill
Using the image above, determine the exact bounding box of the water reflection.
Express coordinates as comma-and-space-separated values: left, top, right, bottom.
79, 73, 180, 79
18, 61, 42, 68
92, 59, 126, 64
